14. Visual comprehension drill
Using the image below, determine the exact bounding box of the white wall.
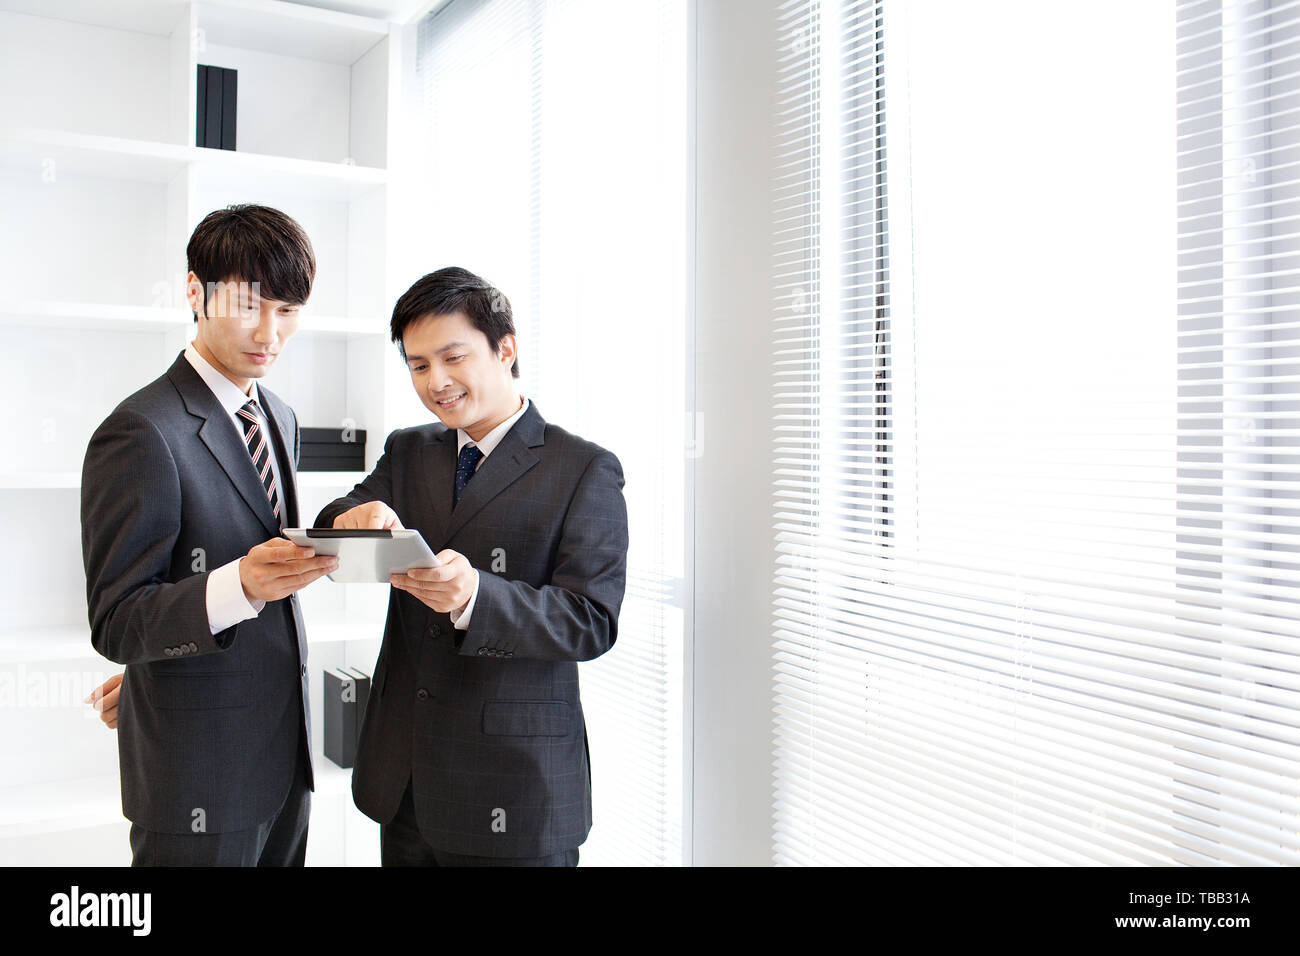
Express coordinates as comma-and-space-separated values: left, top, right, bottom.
690, 0, 782, 866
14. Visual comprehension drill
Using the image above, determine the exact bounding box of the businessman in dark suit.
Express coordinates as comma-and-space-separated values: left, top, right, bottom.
316, 267, 628, 866
81, 205, 337, 866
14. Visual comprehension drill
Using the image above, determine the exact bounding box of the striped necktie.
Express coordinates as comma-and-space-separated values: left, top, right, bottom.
236, 399, 281, 523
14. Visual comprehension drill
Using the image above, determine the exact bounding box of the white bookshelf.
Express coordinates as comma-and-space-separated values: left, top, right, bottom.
0, 300, 193, 332
0, 302, 385, 338
198, 0, 391, 65
0, 470, 371, 491
0, 127, 388, 196
0, 0, 422, 867
0, 773, 129, 845
305, 613, 387, 648
0, 473, 82, 490
296, 469, 371, 487
0, 128, 193, 182
0, 625, 106, 664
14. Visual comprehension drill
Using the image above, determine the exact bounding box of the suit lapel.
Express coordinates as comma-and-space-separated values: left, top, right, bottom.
167, 354, 282, 538
443, 403, 545, 542
421, 430, 457, 547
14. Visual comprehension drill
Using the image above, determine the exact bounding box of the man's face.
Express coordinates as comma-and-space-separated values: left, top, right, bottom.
187, 271, 302, 390
402, 311, 518, 441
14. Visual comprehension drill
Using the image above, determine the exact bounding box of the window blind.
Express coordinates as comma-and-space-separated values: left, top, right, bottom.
771, 0, 1300, 866
416, 0, 686, 866
772, 0, 904, 866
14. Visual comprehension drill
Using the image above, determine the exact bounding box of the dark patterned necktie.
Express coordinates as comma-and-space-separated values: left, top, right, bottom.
454, 444, 484, 507
237, 399, 281, 522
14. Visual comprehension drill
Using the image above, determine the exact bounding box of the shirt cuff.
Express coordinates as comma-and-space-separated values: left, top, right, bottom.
207, 557, 264, 635
450, 569, 481, 631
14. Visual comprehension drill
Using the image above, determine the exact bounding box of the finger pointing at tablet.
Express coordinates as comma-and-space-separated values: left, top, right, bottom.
332, 501, 404, 530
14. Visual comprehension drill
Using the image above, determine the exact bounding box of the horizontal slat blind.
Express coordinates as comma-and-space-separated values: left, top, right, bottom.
772, 0, 900, 865
772, 0, 1300, 866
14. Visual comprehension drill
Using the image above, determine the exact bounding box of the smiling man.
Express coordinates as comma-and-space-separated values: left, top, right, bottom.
81, 204, 337, 866
317, 266, 629, 866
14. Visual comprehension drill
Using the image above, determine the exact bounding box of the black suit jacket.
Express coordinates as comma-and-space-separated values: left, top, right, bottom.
81, 353, 313, 834
315, 402, 628, 857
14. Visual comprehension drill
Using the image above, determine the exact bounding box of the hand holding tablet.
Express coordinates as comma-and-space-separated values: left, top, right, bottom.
282, 528, 442, 583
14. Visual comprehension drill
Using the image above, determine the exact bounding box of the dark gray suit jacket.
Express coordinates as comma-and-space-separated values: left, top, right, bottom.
81, 353, 313, 834
315, 402, 628, 857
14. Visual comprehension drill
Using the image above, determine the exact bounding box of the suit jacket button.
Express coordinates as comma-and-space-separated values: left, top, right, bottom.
301, 664, 307, 676
505, 651, 514, 659
163, 647, 174, 657
477, 647, 488, 656
416, 688, 429, 700
188, 642, 198, 652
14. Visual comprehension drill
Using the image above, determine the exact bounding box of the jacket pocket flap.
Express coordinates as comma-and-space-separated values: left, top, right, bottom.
147, 671, 253, 710
482, 699, 570, 737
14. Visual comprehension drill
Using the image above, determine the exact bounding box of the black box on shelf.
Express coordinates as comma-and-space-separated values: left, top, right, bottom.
323, 667, 370, 769
203, 66, 223, 149
196, 65, 208, 147
220, 67, 237, 150
196, 65, 237, 150
300, 426, 367, 472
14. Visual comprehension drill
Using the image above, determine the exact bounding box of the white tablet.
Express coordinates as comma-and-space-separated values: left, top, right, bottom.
283, 528, 442, 583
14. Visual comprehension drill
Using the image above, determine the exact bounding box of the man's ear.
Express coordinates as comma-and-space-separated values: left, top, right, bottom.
185, 271, 206, 321
497, 333, 517, 371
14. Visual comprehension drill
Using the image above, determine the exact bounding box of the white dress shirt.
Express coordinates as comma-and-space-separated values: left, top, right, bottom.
183, 344, 288, 634
448, 394, 530, 631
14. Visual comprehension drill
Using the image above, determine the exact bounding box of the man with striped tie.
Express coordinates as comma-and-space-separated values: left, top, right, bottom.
80, 205, 337, 866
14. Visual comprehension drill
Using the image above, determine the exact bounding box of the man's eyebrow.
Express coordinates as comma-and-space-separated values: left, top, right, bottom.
405, 341, 469, 361
239, 295, 302, 308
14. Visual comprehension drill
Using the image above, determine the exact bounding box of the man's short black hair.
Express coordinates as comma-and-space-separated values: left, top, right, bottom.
390, 267, 520, 378
187, 204, 316, 321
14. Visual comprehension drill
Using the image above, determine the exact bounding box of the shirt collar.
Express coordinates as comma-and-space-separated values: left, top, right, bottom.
184, 343, 260, 416
457, 395, 530, 460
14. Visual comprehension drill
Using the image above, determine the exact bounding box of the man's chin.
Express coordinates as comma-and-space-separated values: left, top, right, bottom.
427, 398, 468, 425
240, 360, 275, 377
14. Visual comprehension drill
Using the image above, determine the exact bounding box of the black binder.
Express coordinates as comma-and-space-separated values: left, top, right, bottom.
221, 67, 237, 150
197, 65, 238, 150
196, 65, 208, 147
324, 668, 360, 768
204, 66, 223, 151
